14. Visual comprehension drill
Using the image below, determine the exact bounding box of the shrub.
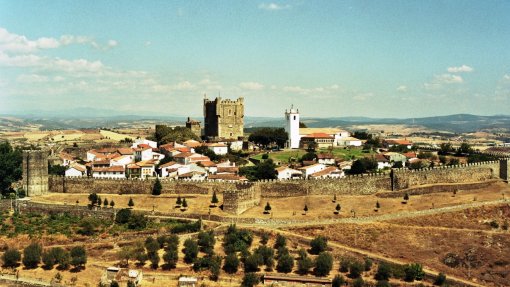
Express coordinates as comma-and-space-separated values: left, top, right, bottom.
197, 230, 216, 255
127, 213, 148, 230
2, 248, 21, 268
404, 263, 424, 282
310, 235, 328, 254
162, 247, 178, 269
364, 257, 373, 271
244, 253, 263, 272
115, 208, 132, 224
276, 253, 294, 273
297, 255, 313, 275
434, 273, 447, 286
152, 178, 162, 196
332, 274, 346, 287
352, 277, 365, 287
274, 234, 286, 250
183, 238, 198, 264
241, 272, 259, 287
314, 252, 333, 277
260, 232, 270, 245
128, 198, 134, 208
375, 262, 391, 281
211, 191, 219, 206
223, 253, 240, 274
23, 243, 42, 269
70, 246, 87, 268
376, 280, 391, 287
339, 257, 351, 273
348, 260, 364, 278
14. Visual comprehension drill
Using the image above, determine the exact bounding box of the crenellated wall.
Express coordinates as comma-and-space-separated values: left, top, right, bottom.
391, 161, 501, 190
46, 160, 510, 199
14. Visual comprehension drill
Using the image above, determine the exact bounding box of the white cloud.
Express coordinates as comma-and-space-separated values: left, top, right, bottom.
144, 41, 152, 47
396, 85, 407, 92
16, 74, 48, 83
259, 3, 291, 11
239, 81, 264, 90
0, 27, 118, 53
503, 74, 510, 81
447, 65, 473, 73
436, 74, 463, 84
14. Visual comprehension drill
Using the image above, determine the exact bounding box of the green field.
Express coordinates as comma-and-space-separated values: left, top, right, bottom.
251, 147, 373, 164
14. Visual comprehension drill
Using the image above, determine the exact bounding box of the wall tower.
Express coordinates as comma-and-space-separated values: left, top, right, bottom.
285, 105, 300, 149
186, 117, 202, 138
203, 96, 244, 140
22, 150, 49, 197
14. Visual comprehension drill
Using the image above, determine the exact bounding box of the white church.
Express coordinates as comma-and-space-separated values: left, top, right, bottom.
284, 106, 362, 149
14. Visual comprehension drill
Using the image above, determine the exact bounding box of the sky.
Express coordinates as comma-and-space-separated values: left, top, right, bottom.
0, 0, 509, 118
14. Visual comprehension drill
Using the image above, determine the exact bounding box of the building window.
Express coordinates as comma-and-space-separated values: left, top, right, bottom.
294, 116, 296, 120
230, 133, 233, 137
229, 109, 232, 116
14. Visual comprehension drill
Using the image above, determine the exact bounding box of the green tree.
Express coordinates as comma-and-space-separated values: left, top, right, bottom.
274, 234, 287, 250
70, 246, 87, 269
310, 236, 328, 255
244, 253, 263, 272
109, 200, 115, 208
23, 243, 42, 269
162, 247, 178, 270
457, 142, 473, 155
376, 280, 391, 287
350, 157, 378, 174
260, 232, 270, 245
115, 208, 132, 224
128, 197, 134, 208
376, 201, 380, 209
155, 125, 200, 144
364, 258, 373, 271
110, 281, 119, 287
211, 191, 219, 206
183, 238, 199, 264
248, 127, 288, 149
209, 255, 221, 281
241, 272, 260, 287
176, 195, 182, 206
0, 141, 22, 197
352, 277, 365, 287
314, 252, 333, 277
349, 260, 364, 278
182, 198, 188, 208
2, 248, 21, 268
78, 217, 99, 236
148, 252, 159, 269
127, 213, 148, 230
303, 204, 308, 214
88, 193, 98, 206
223, 253, 240, 274
439, 143, 454, 155
332, 274, 346, 287
103, 198, 108, 207
335, 203, 341, 214
152, 178, 162, 195
375, 262, 392, 280
276, 253, 294, 273
296, 250, 313, 275
197, 230, 216, 255
403, 193, 409, 202
434, 273, 447, 286
340, 257, 352, 272
404, 263, 424, 282
239, 159, 277, 181
264, 202, 272, 214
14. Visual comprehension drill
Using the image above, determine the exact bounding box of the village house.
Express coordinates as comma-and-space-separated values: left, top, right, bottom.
317, 153, 335, 165
59, 152, 75, 166
276, 166, 302, 180
299, 127, 351, 146
137, 160, 157, 178
300, 133, 335, 149
198, 160, 217, 174
134, 145, 153, 162
384, 139, 413, 149
298, 163, 326, 179
126, 164, 141, 178
383, 152, 407, 165
92, 166, 125, 179
65, 163, 86, 177
132, 138, 157, 149
375, 154, 392, 169
205, 142, 228, 155
110, 155, 133, 168
183, 139, 202, 149
309, 166, 345, 179
337, 136, 363, 147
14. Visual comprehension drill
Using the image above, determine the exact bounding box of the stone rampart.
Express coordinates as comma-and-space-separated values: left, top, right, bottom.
223, 184, 261, 215
47, 160, 509, 199
391, 161, 501, 190
19, 201, 115, 220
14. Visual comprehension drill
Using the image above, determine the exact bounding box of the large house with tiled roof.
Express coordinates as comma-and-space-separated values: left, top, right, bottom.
300, 133, 335, 149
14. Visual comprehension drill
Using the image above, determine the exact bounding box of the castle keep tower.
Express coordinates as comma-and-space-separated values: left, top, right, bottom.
203, 96, 244, 140
186, 117, 202, 138
22, 150, 49, 197
285, 105, 300, 149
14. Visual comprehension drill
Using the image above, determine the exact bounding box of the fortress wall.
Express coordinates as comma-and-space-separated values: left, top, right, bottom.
223, 184, 261, 215
47, 160, 507, 198
391, 161, 501, 190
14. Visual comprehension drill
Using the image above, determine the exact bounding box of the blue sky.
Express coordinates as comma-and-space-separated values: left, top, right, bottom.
1, 0, 509, 118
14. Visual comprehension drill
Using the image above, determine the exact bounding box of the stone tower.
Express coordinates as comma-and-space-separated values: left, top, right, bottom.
186, 117, 202, 138
22, 150, 49, 197
501, 159, 509, 183
285, 105, 300, 149
203, 96, 244, 140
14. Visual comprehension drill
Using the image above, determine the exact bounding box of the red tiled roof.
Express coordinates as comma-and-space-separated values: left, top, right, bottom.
173, 152, 194, 158
403, 152, 417, 158
310, 166, 339, 178
199, 161, 217, 167
317, 153, 334, 159
117, 148, 134, 155
96, 148, 118, 154
302, 133, 334, 139
92, 166, 125, 172
385, 139, 412, 145
127, 164, 141, 169
375, 154, 389, 162
217, 166, 239, 173
59, 152, 75, 161
69, 163, 86, 172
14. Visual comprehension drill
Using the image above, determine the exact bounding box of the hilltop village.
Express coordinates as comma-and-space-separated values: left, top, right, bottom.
54, 96, 440, 183
1, 96, 510, 287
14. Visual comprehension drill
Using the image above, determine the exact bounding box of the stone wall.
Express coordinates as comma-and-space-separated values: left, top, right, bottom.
223, 183, 261, 215
19, 201, 115, 220
47, 160, 509, 199
500, 159, 509, 182
391, 161, 501, 190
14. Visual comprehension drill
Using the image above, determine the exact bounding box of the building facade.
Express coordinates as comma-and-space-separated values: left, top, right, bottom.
203, 96, 244, 139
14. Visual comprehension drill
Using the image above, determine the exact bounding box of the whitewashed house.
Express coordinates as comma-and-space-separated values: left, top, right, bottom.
205, 143, 228, 155
309, 166, 345, 179
134, 146, 153, 162
65, 163, 86, 177
92, 166, 126, 178
276, 166, 303, 180
110, 155, 133, 167
132, 139, 158, 149
298, 163, 326, 179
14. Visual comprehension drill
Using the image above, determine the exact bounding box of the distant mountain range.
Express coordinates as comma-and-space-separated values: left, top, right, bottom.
1, 112, 509, 134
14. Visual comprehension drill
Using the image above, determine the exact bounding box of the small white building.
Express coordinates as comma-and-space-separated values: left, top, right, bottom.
317, 153, 335, 165
206, 143, 228, 155
65, 163, 86, 177
309, 166, 345, 179
276, 166, 303, 180
375, 154, 392, 169
86, 150, 102, 162
132, 139, 158, 149
137, 160, 156, 178
110, 155, 134, 167
337, 137, 363, 147
178, 276, 198, 287
298, 163, 326, 179
285, 106, 301, 149
134, 147, 153, 162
